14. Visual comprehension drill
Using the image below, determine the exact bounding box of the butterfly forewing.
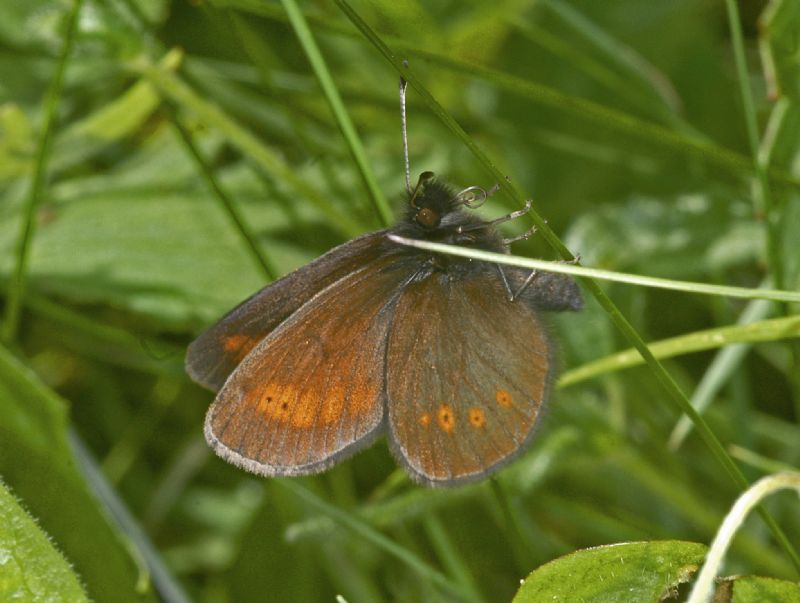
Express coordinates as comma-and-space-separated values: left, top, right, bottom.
386, 269, 553, 485
205, 254, 414, 476
186, 231, 389, 392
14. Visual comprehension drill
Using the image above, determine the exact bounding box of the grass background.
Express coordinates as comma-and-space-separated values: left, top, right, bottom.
1, 0, 799, 601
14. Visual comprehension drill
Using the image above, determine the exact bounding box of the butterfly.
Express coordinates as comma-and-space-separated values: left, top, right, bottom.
186, 170, 582, 486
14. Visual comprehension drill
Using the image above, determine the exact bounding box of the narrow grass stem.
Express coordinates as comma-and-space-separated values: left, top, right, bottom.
278, 480, 473, 601
687, 472, 800, 603
2, 0, 84, 344
386, 236, 800, 304
167, 106, 279, 281
335, 0, 800, 574
280, 0, 392, 226
725, 0, 800, 432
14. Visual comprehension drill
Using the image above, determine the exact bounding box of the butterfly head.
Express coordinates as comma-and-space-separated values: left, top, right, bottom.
407, 171, 451, 229
406, 171, 492, 226
396, 171, 506, 260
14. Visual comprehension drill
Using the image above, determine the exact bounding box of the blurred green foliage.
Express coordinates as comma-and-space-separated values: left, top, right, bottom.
0, 0, 799, 601
0, 478, 88, 601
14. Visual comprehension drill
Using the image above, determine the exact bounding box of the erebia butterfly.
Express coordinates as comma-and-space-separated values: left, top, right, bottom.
186, 81, 582, 486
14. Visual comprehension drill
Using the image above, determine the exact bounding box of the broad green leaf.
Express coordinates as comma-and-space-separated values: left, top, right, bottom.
0, 126, 316, 329
3, 0, 800, 600
0, 345, 158, 602
513, 540, 707, 602
0, 479, 88, 602
725, 575, 800, 602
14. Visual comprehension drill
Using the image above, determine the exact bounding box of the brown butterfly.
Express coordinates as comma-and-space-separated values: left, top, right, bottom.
186, 168, 582, 486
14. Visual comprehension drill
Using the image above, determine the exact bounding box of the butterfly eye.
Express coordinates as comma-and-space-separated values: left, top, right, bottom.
415, 207, 440, 228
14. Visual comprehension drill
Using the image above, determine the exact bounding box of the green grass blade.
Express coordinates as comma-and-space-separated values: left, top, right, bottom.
667, 296, 773, 449
139, 53, 364, 238
167, 107, 279, 280
69, 430, 192, 603
387, 236, 800, 303
278, 480, 478, 602
280, 0, 392, 227
334, 0, 800, 574
560, 312, 798, 389
215, 0, 800, 190
2, 0, 84, 344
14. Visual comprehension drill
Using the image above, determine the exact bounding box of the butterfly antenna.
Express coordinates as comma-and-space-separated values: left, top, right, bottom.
400, 77, 412, 195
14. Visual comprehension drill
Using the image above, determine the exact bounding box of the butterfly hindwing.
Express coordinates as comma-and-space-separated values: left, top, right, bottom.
386, 266, 553, 485
204, 254, 415, 476
186, 231, 389, 392
504, 266, 583, 312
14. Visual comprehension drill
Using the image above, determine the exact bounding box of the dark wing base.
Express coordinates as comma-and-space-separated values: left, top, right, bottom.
186, 231, 390, 392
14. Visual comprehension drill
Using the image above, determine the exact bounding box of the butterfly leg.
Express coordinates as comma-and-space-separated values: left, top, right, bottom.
457, 199, 534, 236
493, 201, 537, 244
503, 224, 537, 245
497, 254, 582, 302
495, 264, 527, 302
489, 199, 533, 227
